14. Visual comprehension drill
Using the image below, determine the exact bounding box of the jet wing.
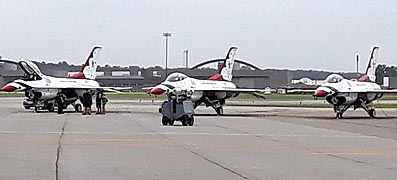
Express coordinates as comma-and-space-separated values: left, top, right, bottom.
194, 87, 267, 93
287, 89, 397, 94
287, 89, 316, 93
337, 89, 397, 93
38, 86, 124, 93
7, 84, 124, 93
0, 58, 22, 64
189, 87, 267, 99
99, 87, 133, 93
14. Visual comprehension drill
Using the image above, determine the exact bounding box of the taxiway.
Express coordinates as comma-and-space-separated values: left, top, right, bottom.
0, 98, 397, 179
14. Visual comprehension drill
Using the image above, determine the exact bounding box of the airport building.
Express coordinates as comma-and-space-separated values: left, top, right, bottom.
375, 64, 397, 88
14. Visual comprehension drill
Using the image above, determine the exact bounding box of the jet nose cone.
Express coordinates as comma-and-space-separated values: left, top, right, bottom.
1, 85, 17, 92
314, 90, 328, 97
150, 87, 165, 95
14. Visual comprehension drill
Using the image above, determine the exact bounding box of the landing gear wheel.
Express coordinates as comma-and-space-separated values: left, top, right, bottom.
24, 106, 30, 110
181, 116, 188, 126
34, 106, 39, 113
162, 116, 170, 126
216, 107, 224, 116
48, 103, 54, 112
56, 97, 64, 114
74, 104, 82, 112
369, 109, 376, 118
169, 120, 174, 126
187, 116, 194, 126
336, 112, 343, 119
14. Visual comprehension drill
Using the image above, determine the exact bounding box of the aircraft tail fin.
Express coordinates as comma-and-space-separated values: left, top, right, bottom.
359, 46, 379, 82
69, 46, 103, 80
208, 47, 238, 81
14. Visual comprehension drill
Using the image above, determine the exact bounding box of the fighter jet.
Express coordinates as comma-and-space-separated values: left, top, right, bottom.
150, 47, 266, 116
0, 46, 115, 114
306, 46, 397, 119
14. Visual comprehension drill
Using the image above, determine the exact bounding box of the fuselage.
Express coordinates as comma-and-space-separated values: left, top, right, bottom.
4, 75, 100, 100
316, 79, 382, 96
151, 72, 237, 101
0, 46, 103, 113
314, 75, 383, 106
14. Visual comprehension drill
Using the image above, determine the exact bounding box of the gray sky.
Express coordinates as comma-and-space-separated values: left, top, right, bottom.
0, 0, 396, 72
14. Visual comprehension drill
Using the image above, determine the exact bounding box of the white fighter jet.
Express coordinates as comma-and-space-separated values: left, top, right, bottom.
0, 46, 114, 114
150, 47, 266, 115
306, 46, 397, 119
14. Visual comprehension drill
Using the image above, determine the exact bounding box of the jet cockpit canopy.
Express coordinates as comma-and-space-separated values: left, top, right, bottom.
0, 59, 42, 80
325, 74, 344, 83
166, 72, 187, 82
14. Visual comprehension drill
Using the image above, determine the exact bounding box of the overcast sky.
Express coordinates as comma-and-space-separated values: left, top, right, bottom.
0, 0, 396, 72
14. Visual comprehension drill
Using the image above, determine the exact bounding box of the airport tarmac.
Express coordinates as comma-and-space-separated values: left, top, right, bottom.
1, 97, 397, 179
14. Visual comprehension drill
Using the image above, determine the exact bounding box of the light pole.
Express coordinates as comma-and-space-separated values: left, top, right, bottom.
183, 49, 189, 68
162, 32, 172, 78
356, 54, 359, 74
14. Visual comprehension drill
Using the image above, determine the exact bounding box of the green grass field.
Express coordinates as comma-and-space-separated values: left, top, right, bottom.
0, 93, 25, 97
106, 93, 397, 101
106, 93, 321, 100
2, 92, 397, 108
2, 92, 397, 100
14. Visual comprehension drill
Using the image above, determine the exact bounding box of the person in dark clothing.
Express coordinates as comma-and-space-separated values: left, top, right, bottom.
101, 93, 108, 114
82, 89, 92, 115
95, 90, 103, 114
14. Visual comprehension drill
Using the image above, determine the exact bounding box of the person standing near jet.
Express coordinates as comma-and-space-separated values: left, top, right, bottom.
100, 93, 108, 114
82, 89, 92, 115
95, 90, 103, 114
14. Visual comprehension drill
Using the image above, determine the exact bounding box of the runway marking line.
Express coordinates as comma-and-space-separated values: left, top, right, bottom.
0, 130, 383, 139
307, 152, 391, 156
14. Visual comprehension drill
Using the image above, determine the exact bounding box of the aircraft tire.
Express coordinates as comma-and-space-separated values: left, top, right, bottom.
162, 116, 170, 126
57, 97, 64, 114
187, 116, 194, 126
181, 116, 188, 126
335, 112, 343, 119
369, 109, 376, 118
57, 107, 63, 114
74, 104, 82, 112
48, 103, 55, 112
216, 107, 224, 116
169, 120, 174, 126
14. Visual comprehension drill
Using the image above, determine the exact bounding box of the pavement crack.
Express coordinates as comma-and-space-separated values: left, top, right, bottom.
149, 122, 256, 180
265, 134, 397, 172
188, 149, 252, 180
55, 116, 68, 180
325, 153, 396, 171
340, 120, 397, 130
0, 110, 24, 121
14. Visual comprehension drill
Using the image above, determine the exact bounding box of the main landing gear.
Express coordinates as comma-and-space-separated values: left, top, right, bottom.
56, 96, 65, 114
333, 100, 376, 119
216, 106, 224, 116
203, 97, 225, 116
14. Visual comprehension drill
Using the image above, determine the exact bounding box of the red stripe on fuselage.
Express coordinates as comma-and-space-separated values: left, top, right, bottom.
68, 72, 86, 79
208, 73, 224, 81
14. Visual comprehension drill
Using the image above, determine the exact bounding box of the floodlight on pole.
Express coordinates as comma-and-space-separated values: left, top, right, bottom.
183, 49, 189, 68
356, 54, 359, 74
162, 32, 172, 78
